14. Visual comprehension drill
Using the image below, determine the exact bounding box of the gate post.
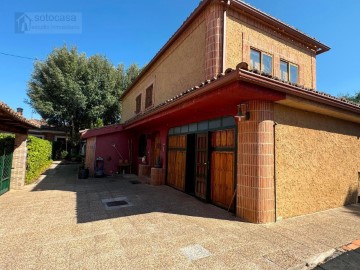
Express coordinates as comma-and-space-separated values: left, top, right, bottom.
10, 133, 28, 190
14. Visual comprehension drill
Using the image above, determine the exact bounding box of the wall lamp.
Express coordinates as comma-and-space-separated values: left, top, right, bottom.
235, 104, 250, 121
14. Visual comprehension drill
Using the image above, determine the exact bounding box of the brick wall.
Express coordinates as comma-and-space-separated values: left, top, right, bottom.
205, 1, 224, 79
10, 133, 27, 190
237, 101, 275, 223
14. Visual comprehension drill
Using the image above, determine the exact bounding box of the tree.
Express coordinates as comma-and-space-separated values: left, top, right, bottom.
343, 91, 360, 104
27, 45, 141, 146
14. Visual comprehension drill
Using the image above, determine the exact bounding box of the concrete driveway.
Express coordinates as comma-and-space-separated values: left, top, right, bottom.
0, 162, 359, 269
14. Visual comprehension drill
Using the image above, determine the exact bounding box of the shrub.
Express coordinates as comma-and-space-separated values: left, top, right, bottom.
61, 150, 69, 159
26, 136, 52, 184
0, 134, 15, 150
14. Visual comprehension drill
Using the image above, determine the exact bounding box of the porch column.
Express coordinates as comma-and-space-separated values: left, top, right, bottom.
11, 133, 28, 190
237, 101, 275, 223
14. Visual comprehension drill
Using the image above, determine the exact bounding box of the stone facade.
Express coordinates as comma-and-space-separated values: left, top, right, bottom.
10, 133, 28, 190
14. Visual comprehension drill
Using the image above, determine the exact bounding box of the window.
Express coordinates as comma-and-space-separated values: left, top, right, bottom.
145, 84, 153, 108
135, 94, 141, 114
280, 60, 299, 84
250, 49, 273, 75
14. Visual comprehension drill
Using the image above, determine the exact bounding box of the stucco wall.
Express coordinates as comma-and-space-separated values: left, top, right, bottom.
121, 13, 206, 122
225, 10, 316, 89
94, 131, 135, 176
274, 104, 360, 219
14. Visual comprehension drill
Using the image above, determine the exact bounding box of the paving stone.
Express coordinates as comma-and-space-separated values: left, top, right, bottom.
1, 162, 360, 269
180, 244, 212, 261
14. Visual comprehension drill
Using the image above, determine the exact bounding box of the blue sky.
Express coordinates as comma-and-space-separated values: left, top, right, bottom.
1, 0, 359, 119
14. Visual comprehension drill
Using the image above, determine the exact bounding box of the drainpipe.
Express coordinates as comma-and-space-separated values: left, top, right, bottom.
273, 121, 278, 222
222, 0, 231, 72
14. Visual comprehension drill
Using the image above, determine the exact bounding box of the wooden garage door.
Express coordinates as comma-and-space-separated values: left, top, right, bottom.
210, 129, 235, 210
167, 135, 186, 191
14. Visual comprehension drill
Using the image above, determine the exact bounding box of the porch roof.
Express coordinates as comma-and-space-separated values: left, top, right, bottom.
0, 102, 40, 134
123, 62, 360, 129
81, 124, 124, 139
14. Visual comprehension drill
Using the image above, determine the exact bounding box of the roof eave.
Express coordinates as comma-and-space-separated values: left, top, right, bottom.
238, 69, 360, 115
230, 0, 330, 55
120, 0, 212, 100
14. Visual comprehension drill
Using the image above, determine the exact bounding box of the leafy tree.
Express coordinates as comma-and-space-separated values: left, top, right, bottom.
27, 45, 141, 145
343, 91, 360, 104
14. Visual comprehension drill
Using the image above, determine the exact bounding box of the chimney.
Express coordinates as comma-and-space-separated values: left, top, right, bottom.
17, 108, 23, 116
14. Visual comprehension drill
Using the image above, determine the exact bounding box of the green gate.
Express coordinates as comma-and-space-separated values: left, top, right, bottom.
0, 139, 14, 195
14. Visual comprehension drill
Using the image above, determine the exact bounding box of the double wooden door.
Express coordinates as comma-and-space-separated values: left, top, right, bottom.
167, 129, 235, 210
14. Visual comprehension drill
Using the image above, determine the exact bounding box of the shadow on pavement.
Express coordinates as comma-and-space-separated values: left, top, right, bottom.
32, 163, 239, 224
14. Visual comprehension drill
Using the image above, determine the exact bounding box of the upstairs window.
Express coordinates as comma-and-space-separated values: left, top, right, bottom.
280, 60, 298, 84
145, 84, 153, 108
135, 94, 141, 114
250, 49, 273, 75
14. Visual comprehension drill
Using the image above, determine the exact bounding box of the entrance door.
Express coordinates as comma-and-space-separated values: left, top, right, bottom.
0, 140, 13, 195
195, 133, 208, 200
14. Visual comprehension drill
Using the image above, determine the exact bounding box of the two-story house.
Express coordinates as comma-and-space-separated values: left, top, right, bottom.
82, 0, 360, 223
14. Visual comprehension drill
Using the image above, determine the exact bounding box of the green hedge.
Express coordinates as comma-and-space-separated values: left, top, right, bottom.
26, 135, 52, 184
0, 134, 15, 149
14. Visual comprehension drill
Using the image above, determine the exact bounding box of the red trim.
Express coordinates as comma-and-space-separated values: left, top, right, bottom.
81, 124, 124, 139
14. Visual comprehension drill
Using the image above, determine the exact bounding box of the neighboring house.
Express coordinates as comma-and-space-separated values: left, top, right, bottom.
14, 110, 69, 159
0, 103, 39, 195
82, 0, 360, 223
28, 118, 68, 145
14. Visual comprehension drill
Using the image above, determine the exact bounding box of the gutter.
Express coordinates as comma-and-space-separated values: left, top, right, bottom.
238, 69, 360, 114
122, 63, 359, 130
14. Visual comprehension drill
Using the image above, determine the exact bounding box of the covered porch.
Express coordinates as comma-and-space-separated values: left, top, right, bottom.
0, 102, 39, 194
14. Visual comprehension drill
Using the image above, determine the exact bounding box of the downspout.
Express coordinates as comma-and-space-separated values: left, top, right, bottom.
222, 0, 231, 72
273, 121, 278, 222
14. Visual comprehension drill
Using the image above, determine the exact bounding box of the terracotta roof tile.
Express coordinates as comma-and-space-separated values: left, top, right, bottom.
0, 101, 40, 129
124, 63, 359, 125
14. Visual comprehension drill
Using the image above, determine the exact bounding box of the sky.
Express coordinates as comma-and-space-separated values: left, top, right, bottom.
1, 0, 359, 119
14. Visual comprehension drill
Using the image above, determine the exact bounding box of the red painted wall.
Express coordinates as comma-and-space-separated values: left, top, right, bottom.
94, 131, 134, 175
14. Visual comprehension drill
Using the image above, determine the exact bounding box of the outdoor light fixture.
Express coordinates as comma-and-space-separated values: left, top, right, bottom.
235, 104, 250, 121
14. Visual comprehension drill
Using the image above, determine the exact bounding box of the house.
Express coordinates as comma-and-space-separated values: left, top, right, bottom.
28, 118, 68, 143
82, 0, 360, 223
0, 102, 39, 195
15, 109, 69, 159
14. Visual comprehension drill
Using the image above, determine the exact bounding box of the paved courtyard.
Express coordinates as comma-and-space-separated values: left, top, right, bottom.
0, 162, 360, 269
